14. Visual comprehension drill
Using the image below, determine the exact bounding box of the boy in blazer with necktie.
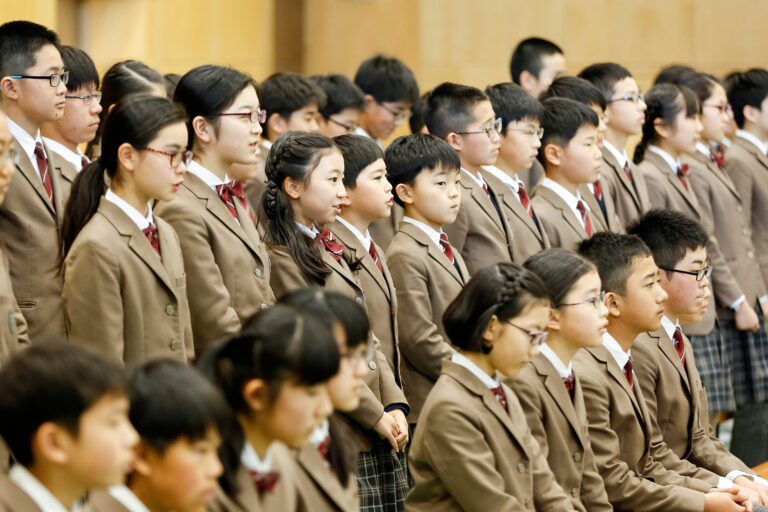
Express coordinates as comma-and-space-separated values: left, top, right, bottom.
575, 232, 752, 512
530, 98, 606, 250
385, 134, 468, 427
629, 209, 768, 505
0, 21, 78, 341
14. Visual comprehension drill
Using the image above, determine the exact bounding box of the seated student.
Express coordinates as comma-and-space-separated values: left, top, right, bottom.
540, 76, 624, 232
0, 21, 78, 341
329, 135, 410, 510
198, 306, 337, 512
384, 134, 468, 427
579, 63, 652, 226
409, 91, 430, 135
530, 98, 606, 249
425, 82, 515, 275
155, 65, 274, 352
508, 249, 612, 511
628, 209, 768, 503
0, 342, 138, 512
408, 263, 580, 511
353, 55, 419, 250
40, 46, 101, 172
575, 233, 750, 512
509, 37, 567, 100
279, 289, 370, 512
85, 359, 227, 512
248, 72, 326, 208
60, 94, 194, 365
311, 74, 366, 138
482, 82, 550, 262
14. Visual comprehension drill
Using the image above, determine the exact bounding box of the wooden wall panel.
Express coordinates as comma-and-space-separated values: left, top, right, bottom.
0, 0, 58, 28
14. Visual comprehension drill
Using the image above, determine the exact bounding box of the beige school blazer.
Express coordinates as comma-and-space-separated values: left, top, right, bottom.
0, 472, 44, 512
293, 441, 360, 512
579, 181, 625, 233
62, 198, 193, 366
155, 173, 274, 351
0, 248, 28, 366
530, 185, 606, 251
599, 146, 651, 227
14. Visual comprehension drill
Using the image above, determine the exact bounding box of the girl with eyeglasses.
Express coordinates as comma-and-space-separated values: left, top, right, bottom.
154, 65, 274, 352
508, 249, 612, 511
407, 262, 580, 511
59, 93, 194, 366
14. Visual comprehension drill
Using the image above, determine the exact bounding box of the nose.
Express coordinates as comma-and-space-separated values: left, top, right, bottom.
384, 177, 393, 193
639, 99, 647, 112
317, 386, 333, 420
309, 117, 320, 133
92, 101, 103, 115
251, 119, 263, 137
208, 451, 224, 478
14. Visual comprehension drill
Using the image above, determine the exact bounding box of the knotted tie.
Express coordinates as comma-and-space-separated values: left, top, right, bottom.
216, 180, 254, 221
368, 242, 383, 274
249, 470, 280, 497
34, 142, 53, 206
142, 223, 161, 258
490, 385, 508, 411
317, 227, 345, 261
563, 374, 575, 401
576, 200, 593, 236
673, 327, 686, 367
677, 164, 690, 190
623, 358, 634, 391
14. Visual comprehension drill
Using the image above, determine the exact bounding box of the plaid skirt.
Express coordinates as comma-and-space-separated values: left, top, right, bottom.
356, 438, 410, 512
728, 307, 768, 407
690, 325, 736, 414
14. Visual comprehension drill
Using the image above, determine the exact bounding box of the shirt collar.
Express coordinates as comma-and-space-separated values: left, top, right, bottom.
295, 221, 319, 239
261, 139, 273, 151
696, 141, 713, 160
352, 125, 383, 148
107, 485, 151, 512
41, 138, 87, 172
335, 216, 372, 251
104, 189, 154, 230
6, 116, 44, 170
647, 145, 683, 174
481, 165, 521, 192
241, 442, 274, 473
186, 160, 228, 192
602, 331, 631, 369
451, 352, 499, 389
602, 140, 629, 169
540, 177, 588, 228
401, 216, 444, 251
461, 167, 487, 189
660, 314, 680, 342
8, 465, 71, 512
538, 343, 573, 379
308, 419, 330, 447
735, 129, 768, 155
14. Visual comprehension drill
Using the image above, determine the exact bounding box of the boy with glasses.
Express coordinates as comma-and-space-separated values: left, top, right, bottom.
311, 73, 365, 138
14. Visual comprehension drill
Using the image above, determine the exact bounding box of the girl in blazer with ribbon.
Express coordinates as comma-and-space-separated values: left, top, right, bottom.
155, 65, 274, 352
407, 263, 579, 511
59, 94, 193, 366
198, 305, 339, 512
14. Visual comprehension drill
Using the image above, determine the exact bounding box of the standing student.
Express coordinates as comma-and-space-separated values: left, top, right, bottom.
425, 82, 516, 275
0, 20, 77, 341
654, 65, 696, 86
509, 249, 612, 511
311, 74, 366, 138
579, 63, 652, 226
85, 359, 228, 512
155, 65, 274, 351
482, 82, 550, 262
530, 98, 606, 250
384, 134, 469, 426
60, 94, 194, 366
0, 342, 138, 512
407, 263, 580, 511
330, 135, 410, 511
509, 37, 566, 100
198, 306, 338, 512
40, 46, 101, 173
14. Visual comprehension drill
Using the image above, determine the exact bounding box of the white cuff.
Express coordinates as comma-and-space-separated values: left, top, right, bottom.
726, 470, 750, 481
730, 295, 747, 310
753, 475, 768, 489
718, 476, 734, 489
760, 295, 768, 305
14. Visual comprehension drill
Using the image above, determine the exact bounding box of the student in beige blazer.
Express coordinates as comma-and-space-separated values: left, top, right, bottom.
408, 263, 579, 511
532, 184, 606, 250
600, 142, 651, 227
60, 95, 193, 366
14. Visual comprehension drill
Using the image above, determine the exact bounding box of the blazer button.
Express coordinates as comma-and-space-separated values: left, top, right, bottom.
738, 205, 744, 213
261, 303, 269, 310
743, 227, 750, 236
165, 304, 176, 316
355, 297, 363, 305
571, 488, 579, 498
169, 339, 181, 351
517, 462, 526, 473
368, 360, 377, 370
573, 451, 582, 462
748, 250, 755, 259
523, 497, 531, 506
254, 268, 262, 278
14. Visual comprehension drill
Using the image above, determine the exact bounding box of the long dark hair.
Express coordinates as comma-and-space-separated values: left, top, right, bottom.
262, 132, 339, 284
634, 84, 699, 164
524, 249, 596, 308
59, 94, 186, 264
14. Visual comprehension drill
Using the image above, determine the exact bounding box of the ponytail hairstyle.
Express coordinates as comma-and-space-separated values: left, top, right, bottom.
87, 60, 164, 157
173, 65, 257, 152
443, 263, 550, 354
59, 94, 186, 265
633, 83, 699, 164
262, 132, 340, 284
523, 249, 597, 308
197, 305, 339, 495
276, 287, 369, 487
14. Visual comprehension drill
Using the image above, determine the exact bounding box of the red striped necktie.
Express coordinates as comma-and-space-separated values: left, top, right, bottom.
249, 470, 280, 497
142, 223, 161, 258
677, 164, 690, 190
623, 358, 634, 391
490, 385, 508, 411
368, 241, 383, 274
576, 200, 593, 236
216, 180, 254, 221
673, 327, 686, 366
317, 227, 345, 261
34, 142, 54, 207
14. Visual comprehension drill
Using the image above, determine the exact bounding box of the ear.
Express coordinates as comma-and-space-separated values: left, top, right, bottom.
604, 291, 623, 319
283, 175, 303, 200
653, 117, 671, 140
242, 378, 268, 414
445, 132, 463, 152
267, 113, 287, 139
546, 307, 562, 332
0, 77, 19, 101
130, 441, 154, 478
363, 94, 377, 112
395, 183, 414, 205
519, 70, 538, 95
743, 104, 760, 125
33, 422, 72, 466
192, 115, 213, 144
543, 142, 561, 167
117, 142, 138, 172
482, 315, 502, 349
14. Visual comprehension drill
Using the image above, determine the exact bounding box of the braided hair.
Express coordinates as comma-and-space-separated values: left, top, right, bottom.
442, 263, 550, 353
261, 132, 339, 284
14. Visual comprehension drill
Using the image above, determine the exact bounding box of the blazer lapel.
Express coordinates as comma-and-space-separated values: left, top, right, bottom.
482, 171, 543, 243
654, 329, 692, 395
400, 222, 464, 285
324, 248, 363, 295
462, 173, 504, 233
736, 136, 768, 174
578, 185, 608, 232
296, 446, 354, 511
45, 142, 77, 218
538, 186, 586, 237
602, 147, 641, 209
331, 221, 390, 299
533, 357, 587, 445
693, 151, 742, 200
12, 139, 56, 218
589, 346, 644, 422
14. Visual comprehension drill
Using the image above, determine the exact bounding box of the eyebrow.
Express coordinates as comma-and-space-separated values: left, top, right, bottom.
643, 272, 657, 281
163, 143, 184, 150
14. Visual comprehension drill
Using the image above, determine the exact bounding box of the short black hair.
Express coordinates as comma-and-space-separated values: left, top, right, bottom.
539, 76, 606, 110
626, 209, 708, 276
60, 46, 99, 92
354, 54, 419, 105
578, 232, 653, 296
0, 341, 126, 466
725, 68, 768, 128
257, 72, 327, 138
538, 97, 599, 167
0, 20, 60, 78
509, 37, 564, 84
424, 82, 489, 139
333, 134, 384, 188
128, 359, 229, 454
311, 74, 365, 119
653, 64, 695, 86
385, 133, 460, 207
409, 91, 430, 134
578, 62, 633, 102
484, 82, 542, 134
